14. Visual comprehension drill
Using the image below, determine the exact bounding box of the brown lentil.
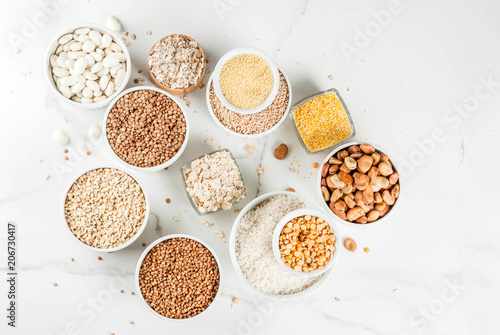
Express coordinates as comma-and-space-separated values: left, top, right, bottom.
138, 237, 220, 319
210, 71, 289, 135
106, 90, 186, 167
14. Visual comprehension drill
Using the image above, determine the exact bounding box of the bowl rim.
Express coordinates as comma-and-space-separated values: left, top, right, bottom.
134, 233, 223, 321
179, 148, 248, 216
102, 85, 190, 172
316, 141, 402, 228
61, 165, 150, 253
271, 208, 340, 279
44, 23, 131, 110
212, 47, 280, 114
147, 33, 207, 95
205, 68, 292, 138
290, 88, 356, 155
228, 191, 340, 300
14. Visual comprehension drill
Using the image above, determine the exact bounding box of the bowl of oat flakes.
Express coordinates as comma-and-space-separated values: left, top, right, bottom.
148, 34, 206, 95
62, 166, 149, 252
181, 149, 247, 215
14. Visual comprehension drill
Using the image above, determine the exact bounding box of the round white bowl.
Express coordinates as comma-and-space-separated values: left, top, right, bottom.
44, 23, 131, 110
212, 47, 280, 114
272, 208, 340, 279
317, 141, 402, 228
205, 68, 292, 138
102, 86, 190, 172
229, 191, 341, 300
61, 165, 150, 253
135, 234, 223, 321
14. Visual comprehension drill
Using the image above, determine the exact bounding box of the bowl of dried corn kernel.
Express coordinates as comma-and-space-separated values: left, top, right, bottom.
272, 208, 340, 279
212, 47, 280, 115
291, 88, 356, 155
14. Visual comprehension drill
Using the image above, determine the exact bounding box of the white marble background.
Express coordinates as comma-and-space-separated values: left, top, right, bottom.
1, 0, 499, 334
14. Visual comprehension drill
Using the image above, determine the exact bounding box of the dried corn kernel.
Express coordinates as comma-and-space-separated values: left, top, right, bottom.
293, 93, 352, 152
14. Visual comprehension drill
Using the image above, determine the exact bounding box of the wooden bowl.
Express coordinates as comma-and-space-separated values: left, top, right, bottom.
148, 34, 206, 96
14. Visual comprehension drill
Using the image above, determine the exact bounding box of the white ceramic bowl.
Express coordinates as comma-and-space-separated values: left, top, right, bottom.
61, 165, 149, 253
229, 191, 341, 300
44, 23, 131, 110
317, 141, 402, 227
212, 47, 280, 114
205, 69, 292, 138
135, 234, 223, 321
272, 208, 340, 279
102, 86, 190, 172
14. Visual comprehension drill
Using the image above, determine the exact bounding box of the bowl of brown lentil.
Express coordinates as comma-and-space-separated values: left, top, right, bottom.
103, 86, 189, 171
62, 165, 150, 252
317, 142, 402, 227
212, 47, 280, 114
148, 34, 206, 96
205, 68, 292, 137
135, 234, 222, 321
291, 88, 356, 155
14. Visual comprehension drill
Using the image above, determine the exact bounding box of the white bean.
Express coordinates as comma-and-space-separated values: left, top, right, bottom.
106, 15, 121, 32
90, 52, 103, 62
104, 81, 114, 96
52, 129, 69, 145
114, 53, 127, 62
53, 67, 69, 77
103, 55, 119, 68
99, 74, 110, 90
50, 55, 58, 68
83, 70, 98, 80
82, 40, 96, 53
94, 95, 108, 103
82, 86, 94, 98
70, 42, 82, 51
110, 65, 120, 76
78, 34, 90, 43
88, 124, 101, 139
81, 97, 93, 104
63, 40, 76, 52
89, 30, 102, 45
71, 96, 81, 102
94, 90, 103, 97
69, 51, 86, 59
84, 54, 95, 68
75, 74, 86, 84
74, 57, 87, 74
65, 58, 75, 68
60, 85, 72, 99
60, 76, 77, 86
96, 66, 110, 77
104, 48, 114, 57
71, 82, 85, 93
56, 53, 68, 68
58, 33, 73, 44
74, 27, 90, 35
101, 34, 112, 48
86, 80, 100, 92
109, 42, 121, 52
115, 69, 126, 87
91, 62, 103, 73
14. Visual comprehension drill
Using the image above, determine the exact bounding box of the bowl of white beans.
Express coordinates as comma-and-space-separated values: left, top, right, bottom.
44, 24, 131, 109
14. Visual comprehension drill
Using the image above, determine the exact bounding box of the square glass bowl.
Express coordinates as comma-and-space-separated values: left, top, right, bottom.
180, 148, 247, 215
290, 88, 356, 155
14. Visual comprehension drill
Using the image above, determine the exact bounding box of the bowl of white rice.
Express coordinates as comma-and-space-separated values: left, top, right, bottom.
229, 191, 340, 299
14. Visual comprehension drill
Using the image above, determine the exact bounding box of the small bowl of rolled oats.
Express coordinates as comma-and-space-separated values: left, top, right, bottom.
148, 34, 206, 96
62, 166, 150, 252
181, 149, 247, 215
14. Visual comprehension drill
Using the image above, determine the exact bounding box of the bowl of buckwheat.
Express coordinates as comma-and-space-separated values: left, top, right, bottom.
103, 86, 190, 172
62, 166, 149, 252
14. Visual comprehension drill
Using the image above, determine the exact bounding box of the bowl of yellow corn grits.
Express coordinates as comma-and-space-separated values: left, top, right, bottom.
291, 88, 356, 154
